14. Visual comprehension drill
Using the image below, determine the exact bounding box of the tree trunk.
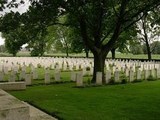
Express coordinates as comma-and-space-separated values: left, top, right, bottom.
142, 14, 152, 60
66, 47, 69, 57
111, 48, 116, 59
92, 51, 107, 83
85, 48, 89, 58
146, 41, 152, 60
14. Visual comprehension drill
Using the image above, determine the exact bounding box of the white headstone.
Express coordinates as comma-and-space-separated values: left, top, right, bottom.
25, 74, 32, 85
22, 65, 26, 72
114, 70, 119, 83
32, 69, 38, 80
96, 72, 102, 85
151, 69, 155, 78
136, 69, 141, 80
129, 70, 134, 82
45, 72, 50, 84
76, 71, 83, 87
54, 71, 61, 81
144, 70, 149, 80
71, 72, 76, 81
63, 64, 67, 71
105, 70, 111, 84
125, 68, 129, 77
19, 70, 25, 80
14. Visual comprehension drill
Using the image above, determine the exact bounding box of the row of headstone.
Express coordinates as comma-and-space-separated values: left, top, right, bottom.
1, 67, 160, 86
1, 57, 160, 86
75, 68, 160, 87
1, 57, 158, 70
1, 57, 160, 76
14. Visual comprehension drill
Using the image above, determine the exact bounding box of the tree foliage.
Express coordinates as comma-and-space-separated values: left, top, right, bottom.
0, 11, 28, 56
137, 11, 160, 60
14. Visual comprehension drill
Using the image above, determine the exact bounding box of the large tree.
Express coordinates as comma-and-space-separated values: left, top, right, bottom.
0, 11, 28, 56
137, 12, 160, 60
1, 0, 160, 83
65, 0, 160, 82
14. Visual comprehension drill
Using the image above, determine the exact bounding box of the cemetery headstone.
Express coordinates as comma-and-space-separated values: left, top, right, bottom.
71, 72, 76, 81
25, 74, 32, 85
19, 70, 25, 81
105, 70, 111, 84
129, 69, 134, 82
45, 72, 50, 84
32, 69, 38, 80
76, 71, 83, 87
136, 69, 141, 81
144, 70, 149, 80
54, 71, 61, 81
114, 69, 119, 83
96, 72, 102, 85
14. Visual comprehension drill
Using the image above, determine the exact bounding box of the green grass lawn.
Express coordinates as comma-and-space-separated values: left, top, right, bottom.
9, 80, 160, 120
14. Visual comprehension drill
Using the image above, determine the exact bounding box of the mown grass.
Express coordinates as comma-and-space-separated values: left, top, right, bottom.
9, 80, 160, 120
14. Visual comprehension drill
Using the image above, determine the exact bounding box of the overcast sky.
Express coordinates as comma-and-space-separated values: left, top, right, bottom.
0, 0, 30, 45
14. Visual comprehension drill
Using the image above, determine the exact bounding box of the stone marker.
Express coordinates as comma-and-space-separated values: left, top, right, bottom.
45, 72, 50, 84
32, 69, 38, 80
125, 68, 129, 77
105, 70, 111, 84
0, 82, 26, 91
25, 74, 32, 85
22, 65, 26, 72
129, 69, 134, 82
114, 70, 119, 83
76, 71, 83, 87
151, 69, 155, 78
144, 70, 149, 80
19, 70, 25, 80
96, 72, 102, 85
136, 69, 141, 80
71, 72, 76, 81
63, 64, 67, 71
54, 71, 60, 81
